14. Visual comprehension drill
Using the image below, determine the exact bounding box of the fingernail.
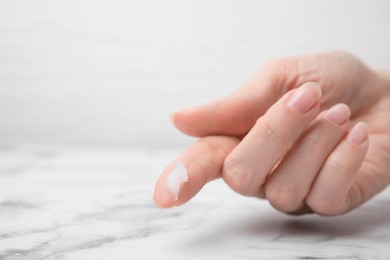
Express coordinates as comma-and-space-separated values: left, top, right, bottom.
325, 103, 351, 125
347, 122, 368, 145
287, 83, 322, 113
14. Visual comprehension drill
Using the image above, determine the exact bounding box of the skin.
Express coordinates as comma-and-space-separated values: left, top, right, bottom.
153, 50, 390, 216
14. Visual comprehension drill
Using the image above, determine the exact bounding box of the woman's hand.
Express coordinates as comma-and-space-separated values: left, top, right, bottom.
153, 51, 390, 216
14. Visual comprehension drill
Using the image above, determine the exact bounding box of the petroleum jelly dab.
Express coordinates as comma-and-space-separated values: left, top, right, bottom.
167, 161, 188, 200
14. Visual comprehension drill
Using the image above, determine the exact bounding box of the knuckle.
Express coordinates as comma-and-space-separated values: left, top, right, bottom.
305, 131, 329, 151
305, 194, 345, 216
325, 156, 350, 172
260, 57, 301, 88
265, 184, 301, 213
348, 183, 366, 208
222, 159, 252, 196
256, 117, 285, 145
202, 136, 230, 160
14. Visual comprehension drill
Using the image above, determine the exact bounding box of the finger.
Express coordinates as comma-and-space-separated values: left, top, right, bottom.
305, 122, 369, 216
172, 92, 261, 137
153, 136, 239, 208
347, 135, 390, 209
265, 104, 351, 213
222, 82, 322, 196
171, 62, 288, 137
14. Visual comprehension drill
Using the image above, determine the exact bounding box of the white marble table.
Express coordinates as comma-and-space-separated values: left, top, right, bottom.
0, 145, 389, 260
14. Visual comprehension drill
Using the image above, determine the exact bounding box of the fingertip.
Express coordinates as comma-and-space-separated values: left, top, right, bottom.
170, 108, 204, 137
153, 177, 175, 208
324, 103, 351, 126
153, 197, 173, 209
153, 161, 184, 208
171, 94, 264, 137
153, 136, 239, 209
153, 181, 174, 209
154, 159, 198, 209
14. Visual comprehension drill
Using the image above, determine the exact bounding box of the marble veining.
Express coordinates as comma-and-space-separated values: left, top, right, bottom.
0, 145, 390, 260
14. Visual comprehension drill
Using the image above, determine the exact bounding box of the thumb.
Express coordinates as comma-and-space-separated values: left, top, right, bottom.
172, 66, 286, 137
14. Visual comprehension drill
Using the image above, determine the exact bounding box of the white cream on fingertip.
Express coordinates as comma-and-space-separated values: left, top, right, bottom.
167, 161, 188, 200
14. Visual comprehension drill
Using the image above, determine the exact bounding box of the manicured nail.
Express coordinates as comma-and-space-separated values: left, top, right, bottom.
325, 103, 351, 125
287, 82, 322, 113
347, 122, 368, 145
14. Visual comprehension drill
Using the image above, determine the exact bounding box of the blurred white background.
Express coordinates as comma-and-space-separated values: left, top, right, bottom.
1, 0, 389, 148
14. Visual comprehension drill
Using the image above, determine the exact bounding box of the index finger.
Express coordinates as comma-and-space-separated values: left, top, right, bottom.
153, 136, 239, 208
